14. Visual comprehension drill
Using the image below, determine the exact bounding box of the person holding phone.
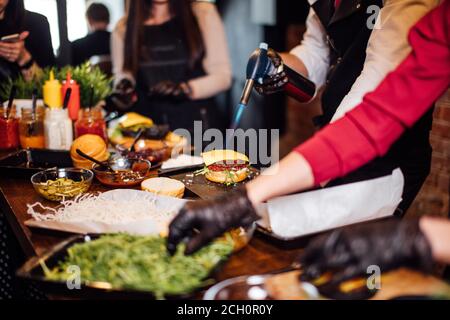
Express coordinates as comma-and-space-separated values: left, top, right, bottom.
0, 0, 54, 82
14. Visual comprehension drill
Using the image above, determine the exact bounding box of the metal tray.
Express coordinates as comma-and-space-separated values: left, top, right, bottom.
170, 167, 259, 200
255, 216, 395, 250
255, 223, 319, 249
0, 149, 73, 178
16, 234, 225, 300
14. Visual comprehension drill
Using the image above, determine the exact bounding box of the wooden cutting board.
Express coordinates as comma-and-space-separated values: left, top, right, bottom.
170, 167, 260, 200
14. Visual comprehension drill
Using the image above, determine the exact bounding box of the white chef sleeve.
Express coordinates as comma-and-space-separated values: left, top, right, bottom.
290, 8, 330, 88
331, 0, 439, 122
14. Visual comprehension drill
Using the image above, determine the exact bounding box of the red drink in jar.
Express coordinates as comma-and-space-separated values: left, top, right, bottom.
74, 107, 107, 142
0, 107, 20, 150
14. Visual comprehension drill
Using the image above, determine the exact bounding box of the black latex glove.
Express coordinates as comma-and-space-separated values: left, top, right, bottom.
105, 79, 137, 112
167, 187, 260, 255
148, 81, 192, 101
299, 218, 433, 286
254, 48, 288, 96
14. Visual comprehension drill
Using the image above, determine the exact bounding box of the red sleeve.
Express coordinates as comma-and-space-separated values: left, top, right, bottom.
295, 1, 450, 185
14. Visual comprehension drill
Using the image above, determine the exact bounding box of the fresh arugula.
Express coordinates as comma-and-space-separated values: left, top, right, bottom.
43, 234, 233, 299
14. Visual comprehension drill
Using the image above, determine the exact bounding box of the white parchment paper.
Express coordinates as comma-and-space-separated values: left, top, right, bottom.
263, 169, 404, 238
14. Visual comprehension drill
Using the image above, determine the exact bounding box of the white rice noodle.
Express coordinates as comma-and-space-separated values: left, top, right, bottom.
27, 193, 175, 226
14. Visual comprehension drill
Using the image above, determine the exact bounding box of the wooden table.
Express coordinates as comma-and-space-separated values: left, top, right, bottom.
1, 151, 449, 300
0, 167, 301, 283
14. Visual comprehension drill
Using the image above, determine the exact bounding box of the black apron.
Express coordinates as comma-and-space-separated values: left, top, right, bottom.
312, 0, 433, 215
132, 18, 224, 138
0, 20, 21, 84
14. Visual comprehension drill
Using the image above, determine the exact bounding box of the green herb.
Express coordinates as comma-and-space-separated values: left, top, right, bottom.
58, 62, 112, 107
195, 166, 250, 186
224, 169, 237, 186
0, 63, 112, 107
0, 68, 46, 101
43, 234, 233, 299
194, 167, 209, 176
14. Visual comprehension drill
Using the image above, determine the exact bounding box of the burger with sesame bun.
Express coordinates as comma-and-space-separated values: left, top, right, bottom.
197, 150, 250, 185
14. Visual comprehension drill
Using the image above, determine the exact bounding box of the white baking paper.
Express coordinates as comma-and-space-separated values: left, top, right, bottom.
264, 169, 404, 238
161, 154, 204, 170
25, 189, 187, 236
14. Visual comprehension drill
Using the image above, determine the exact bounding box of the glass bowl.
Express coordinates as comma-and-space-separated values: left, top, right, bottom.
92, 158, 152, 187
203, 274, 320, 300
226, 223, 256, 252
31, 168, 93, 202
115, 141, 171, 165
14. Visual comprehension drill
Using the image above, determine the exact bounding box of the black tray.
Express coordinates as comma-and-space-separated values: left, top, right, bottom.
0, 149, 73, 178
255, 216, 396, 250
255, 223, 319, 250
16, 234, 222, 300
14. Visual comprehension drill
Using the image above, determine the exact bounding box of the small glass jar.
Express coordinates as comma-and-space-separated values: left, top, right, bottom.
19, 107, 45, 149
0, 106, 20, 150
44, 108, 73, 150
74, 107, 107, 142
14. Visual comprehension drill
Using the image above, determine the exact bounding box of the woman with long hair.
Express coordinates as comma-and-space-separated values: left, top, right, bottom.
111, 0, 231, 136
0, 0, 54, 82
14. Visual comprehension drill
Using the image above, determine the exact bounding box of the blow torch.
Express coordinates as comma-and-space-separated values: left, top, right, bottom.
231, 43, 316, 130
230, 43, 272, 130
239, 43, 272, 106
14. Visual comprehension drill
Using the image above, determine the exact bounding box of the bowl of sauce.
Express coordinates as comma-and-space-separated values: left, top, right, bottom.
92, 158, 152, 187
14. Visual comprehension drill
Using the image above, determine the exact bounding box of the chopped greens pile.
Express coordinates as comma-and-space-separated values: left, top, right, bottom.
43, 234, 233, 299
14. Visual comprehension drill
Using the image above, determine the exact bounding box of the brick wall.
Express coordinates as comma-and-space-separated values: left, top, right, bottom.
408, 90, 450, 218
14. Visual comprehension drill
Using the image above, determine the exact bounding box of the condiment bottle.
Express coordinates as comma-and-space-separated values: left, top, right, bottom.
74, 107, 107, 142
44, 108, 73, 150
43, 70, 62, 109
19, 107, 45, 149
0, 106, 19, 150
61, 72, 81, 121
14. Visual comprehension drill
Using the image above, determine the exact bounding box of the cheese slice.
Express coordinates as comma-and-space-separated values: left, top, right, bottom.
119, 112, 153, 128
201, 150, 249, 167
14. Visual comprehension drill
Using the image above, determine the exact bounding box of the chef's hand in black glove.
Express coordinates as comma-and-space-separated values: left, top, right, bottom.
167, 187, 260, 255
148, 81, 192, 101
254, 49, 288, 96
299, 218, 433, 286
105, 78, 137, 112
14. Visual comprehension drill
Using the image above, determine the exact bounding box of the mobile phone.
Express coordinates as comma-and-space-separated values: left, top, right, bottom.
1, 34, 20, 43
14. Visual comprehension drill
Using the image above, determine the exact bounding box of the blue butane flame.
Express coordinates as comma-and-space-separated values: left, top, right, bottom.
230, 103, 246, 131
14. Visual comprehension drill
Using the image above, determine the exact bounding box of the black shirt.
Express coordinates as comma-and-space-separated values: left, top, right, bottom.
133, 18, 223, 136
312, 0, 433, 215
0, 10, 55, 82
70, 30, 111, 66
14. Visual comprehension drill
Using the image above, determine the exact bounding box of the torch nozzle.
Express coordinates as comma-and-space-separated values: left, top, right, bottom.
239, 79, 255, 106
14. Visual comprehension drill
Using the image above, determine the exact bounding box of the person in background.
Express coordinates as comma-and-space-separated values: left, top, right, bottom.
0, 0, 54, 82
257, 0, 441, 217
70, 2, 111, 66
167, 0, 450, 282
110, 0, 231, 136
